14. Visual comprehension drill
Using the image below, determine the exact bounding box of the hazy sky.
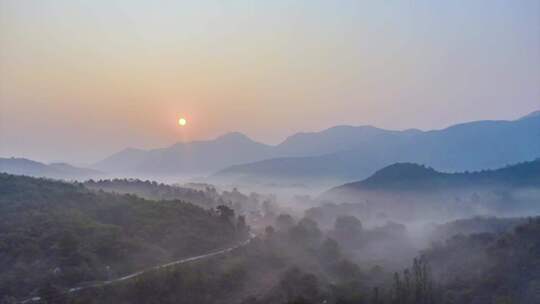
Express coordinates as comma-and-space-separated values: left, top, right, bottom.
1, 0, 539, 164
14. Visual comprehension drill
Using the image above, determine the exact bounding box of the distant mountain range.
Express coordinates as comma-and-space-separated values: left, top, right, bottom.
321, 159, 540, 220
93, 132, 273, 175
0, 157, 101, 180
214, 111, 540, 185
14, 109, 535, 184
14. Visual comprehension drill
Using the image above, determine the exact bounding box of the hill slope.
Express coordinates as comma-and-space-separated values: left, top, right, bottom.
329, 160, 540, 192
0, 174, 246, 298
321, 159, 540, 220
83, 179, 224, 209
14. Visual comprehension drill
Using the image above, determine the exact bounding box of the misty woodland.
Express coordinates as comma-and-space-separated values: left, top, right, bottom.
1, 1, 539, 304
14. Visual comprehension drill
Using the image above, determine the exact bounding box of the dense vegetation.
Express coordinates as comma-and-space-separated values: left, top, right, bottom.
84, 179, 224, 209
0, 174, 248, 300
2, 171, 539, 304
84, 179, 277, 218
59, 215, 540, 304
428, 216, 527, 242
423, 217, 540, 303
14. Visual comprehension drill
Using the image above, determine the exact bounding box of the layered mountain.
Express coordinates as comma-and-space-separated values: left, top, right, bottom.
327, 160, 540, 194
94, 132, 272, 175
94, 111, 540, 181
321, 160, 540, 220
215, 111, 540, 185
0, 157, 101, 180
272, 125, 421, 157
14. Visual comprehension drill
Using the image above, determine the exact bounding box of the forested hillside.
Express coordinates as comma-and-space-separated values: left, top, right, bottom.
422, 217, 540, 303
84, 179, 224, 208
0, 174, 248, 300
83, 178, 277, 217
64, 214, 540, 304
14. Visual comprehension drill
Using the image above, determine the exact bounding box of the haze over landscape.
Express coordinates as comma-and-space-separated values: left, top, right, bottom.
1, 1, 539, 304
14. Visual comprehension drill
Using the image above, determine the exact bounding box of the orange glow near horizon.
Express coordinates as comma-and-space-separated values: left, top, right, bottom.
0, 1, 538, 164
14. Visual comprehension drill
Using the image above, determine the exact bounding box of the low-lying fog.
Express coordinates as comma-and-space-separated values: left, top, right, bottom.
88, 171, 539, 275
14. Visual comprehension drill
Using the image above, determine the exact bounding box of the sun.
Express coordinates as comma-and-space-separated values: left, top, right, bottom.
178, 117, 187, 126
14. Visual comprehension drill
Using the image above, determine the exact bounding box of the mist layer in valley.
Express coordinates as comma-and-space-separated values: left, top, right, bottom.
2, 153, 539, 304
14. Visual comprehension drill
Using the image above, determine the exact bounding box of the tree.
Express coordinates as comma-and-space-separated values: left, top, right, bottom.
279, 267, 323, 303
335, 216, 362, 233
394, 272, 403, 304
265, 225, 275, 238
216, 205, 235, 224
262, 200, 277, 218
372, 287, 381, 304
319, 238, 341, 264
59, 231, 79, 257
275, 214, 295, 232
289, 218, 322, 247
332, 259, 363, 283
412, 257, 433, 304
236, 215, 248, 234
333, 216, 362, 242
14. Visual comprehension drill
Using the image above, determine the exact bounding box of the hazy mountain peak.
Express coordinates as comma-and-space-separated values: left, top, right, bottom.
280, 125, 380, 143
218, 111, 540, 185
215, 132, 254, 143
325, 159, 540, 196
275, 124, 390, 157
49, 162, 75, 169
168, 132, 257, 148
402, 128, 423, 134
122, 147, 145, 153
95, 131, 271, 174
362, 163, 439, 184
0, 157, 100, 179
98, 110, 540, 178
520, 110, 540, 120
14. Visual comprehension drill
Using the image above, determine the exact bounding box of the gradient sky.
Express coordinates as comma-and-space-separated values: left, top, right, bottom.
1, 0, 539, 164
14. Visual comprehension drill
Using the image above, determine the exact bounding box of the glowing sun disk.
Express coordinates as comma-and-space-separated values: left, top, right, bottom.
178, 118, 187, 126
